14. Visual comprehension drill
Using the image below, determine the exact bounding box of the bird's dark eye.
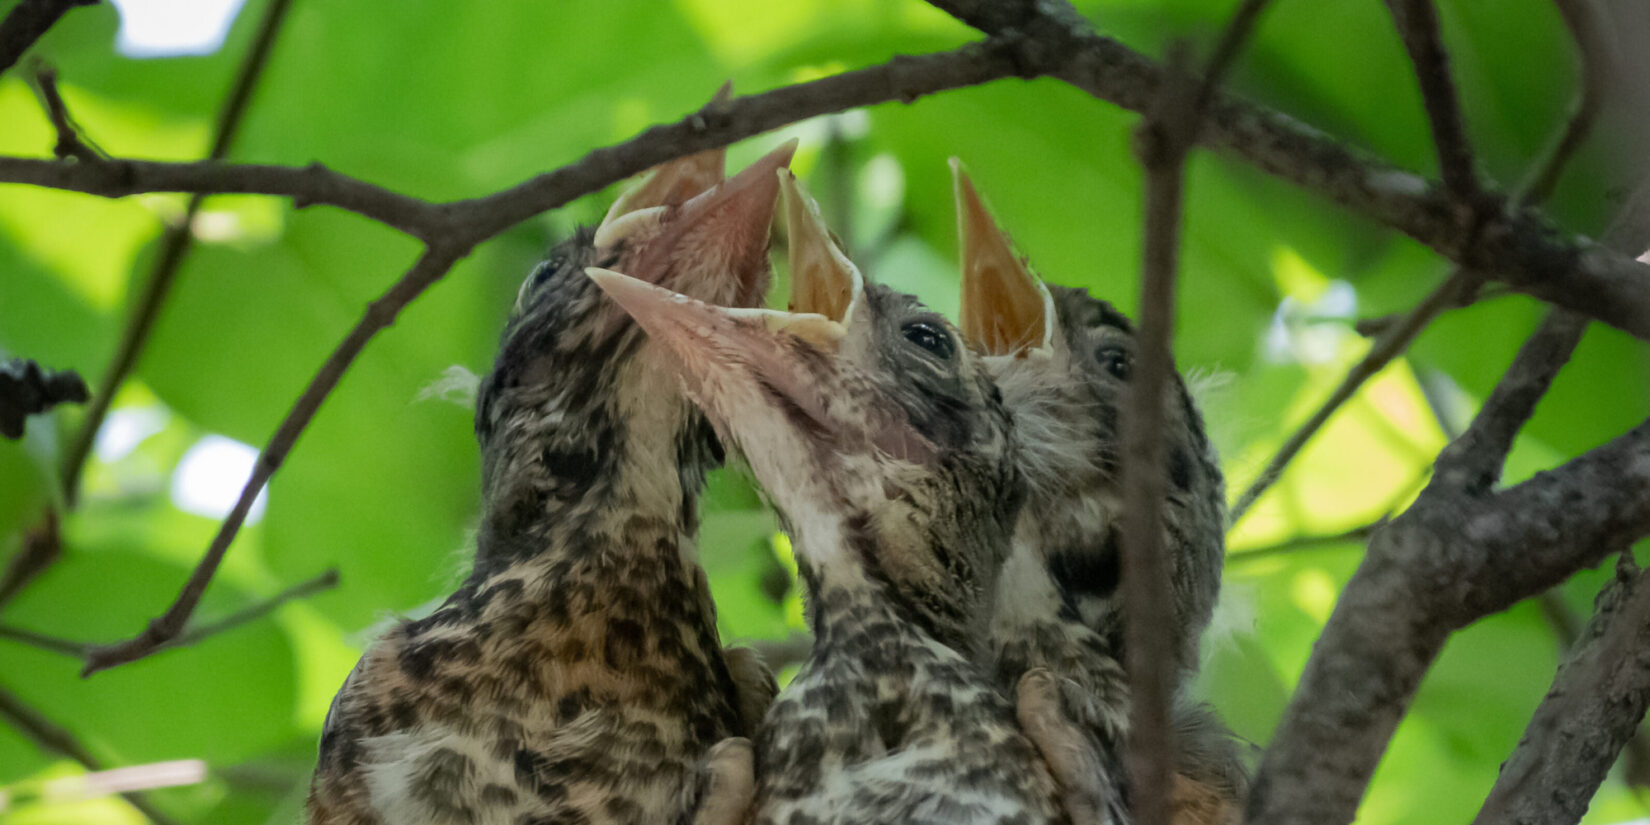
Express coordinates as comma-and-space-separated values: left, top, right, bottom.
902, 320, 954, 360
1096, 345, 1131, 380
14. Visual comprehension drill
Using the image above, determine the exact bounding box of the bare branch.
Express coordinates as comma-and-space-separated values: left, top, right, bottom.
1383, 0, 1480, 199
0, 0, 97, 78
1519, 0, 1614, 205
0, 681, 185, 825
1472, 556, 1650, 825
0, 568, 339, 659
1433, 310, 1586, 492
1121, 45, 1196, 825
29, 61, 100, 162
58, 0, 295, 505
1122, 6, 1272, 823
1227, 271, 1470, 525
1223, 523, 1378, 566
0, 508, 62, 610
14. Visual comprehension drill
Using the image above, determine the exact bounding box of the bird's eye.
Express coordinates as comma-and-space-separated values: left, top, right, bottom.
902, 320, 954, 360
1095, 345, 1131, 380
514, 262, 557, 311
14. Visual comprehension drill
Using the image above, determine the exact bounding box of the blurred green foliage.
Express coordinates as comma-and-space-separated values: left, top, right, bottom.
0, 1, 1647, 823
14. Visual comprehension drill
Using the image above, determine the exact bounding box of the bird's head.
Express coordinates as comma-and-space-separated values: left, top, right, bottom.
587, 170, 1020, 652
473, 141, 794, 548
953, 160, 1225, 670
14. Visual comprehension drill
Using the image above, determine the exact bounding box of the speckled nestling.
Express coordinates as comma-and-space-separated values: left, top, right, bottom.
305, 141, 795, 825
587, 171, 1069, 825
953, 162, 1245, 825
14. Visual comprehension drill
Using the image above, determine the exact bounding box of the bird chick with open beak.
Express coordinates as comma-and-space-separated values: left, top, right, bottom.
306, 136, 796, 825
588, 170, 1070, 825
953, 162, 1246, 825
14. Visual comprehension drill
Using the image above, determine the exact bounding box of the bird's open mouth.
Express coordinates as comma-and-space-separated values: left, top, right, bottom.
953, 159, 1055, 358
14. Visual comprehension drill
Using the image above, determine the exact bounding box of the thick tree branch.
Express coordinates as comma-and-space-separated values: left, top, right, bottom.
1473, 556, 1650, 825
0, 0, 96, 77
0, 682, 183, 825
1247, 416, 1650, 824
58, 0, 294, 505
1432, 310, 1586, 492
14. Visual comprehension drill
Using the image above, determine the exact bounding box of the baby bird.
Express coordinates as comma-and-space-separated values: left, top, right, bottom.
952, 163, 1246, 825
306, 141, 795, 825
586, 170, 1068, 825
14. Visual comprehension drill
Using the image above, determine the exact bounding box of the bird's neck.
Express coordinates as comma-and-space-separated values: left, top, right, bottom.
474, 352, 716, 571
790, 508, 978, 661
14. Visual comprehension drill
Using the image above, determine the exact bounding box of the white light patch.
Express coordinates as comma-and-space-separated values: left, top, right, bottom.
109, 0, 246, 58
93, 407, 169, 463
171, 435, 267, 522
1262, 280, 1359, 365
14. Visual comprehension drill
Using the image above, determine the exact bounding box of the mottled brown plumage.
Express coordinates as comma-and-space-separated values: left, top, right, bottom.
587, 171, 1069, 825
953, 163, 1245, 825
305, 142, 794, 825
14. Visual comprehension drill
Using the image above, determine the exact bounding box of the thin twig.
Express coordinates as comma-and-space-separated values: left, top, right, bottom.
0, 567, 339, 659
59, 0, 295, 505
1120, 6, 1271, 822
29, 61, 100, 162
1224, 523, 1379, 566
1383, 0, 1480, 200
0, 0, 97, 78
0, 681, 184, 825
1519, 0, 1614, 205
0, 509, 61, 610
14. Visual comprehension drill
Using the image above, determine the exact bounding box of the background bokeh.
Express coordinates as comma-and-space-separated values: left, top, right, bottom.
1, 1, 1647, 822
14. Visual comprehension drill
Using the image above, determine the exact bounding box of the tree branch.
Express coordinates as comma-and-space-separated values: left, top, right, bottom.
0, 681, 184, 825
1121, 5, 1272, 823
0, 567, 338, 659
1472, 556, 1650, 825
58, 0, 295, 505
0, 0, 96, 78
29, 62, 100, 162
1383, 0, 1480, 199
